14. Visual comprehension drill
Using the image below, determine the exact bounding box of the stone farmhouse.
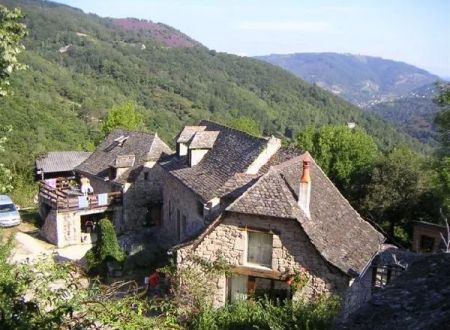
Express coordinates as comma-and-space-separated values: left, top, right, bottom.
39, 120, 385, 310
39, 129, 171, 247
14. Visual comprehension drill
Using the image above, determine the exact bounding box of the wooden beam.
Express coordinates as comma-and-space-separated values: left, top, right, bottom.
232, 266, 284, 280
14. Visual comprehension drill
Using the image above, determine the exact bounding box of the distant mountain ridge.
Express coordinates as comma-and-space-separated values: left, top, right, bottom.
256, 52, 439, 107
256, 52, 442, 145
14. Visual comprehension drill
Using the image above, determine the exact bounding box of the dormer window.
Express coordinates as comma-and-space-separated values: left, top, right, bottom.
176, 126, 206, 157
187, 131, 219, 166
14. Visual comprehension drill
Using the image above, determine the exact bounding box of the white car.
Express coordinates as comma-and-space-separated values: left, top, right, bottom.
0, 195, 21, 227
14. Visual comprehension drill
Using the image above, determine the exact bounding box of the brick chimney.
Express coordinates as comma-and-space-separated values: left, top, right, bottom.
298, 159, 311, 218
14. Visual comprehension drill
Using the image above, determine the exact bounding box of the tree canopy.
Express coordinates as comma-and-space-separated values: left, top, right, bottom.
229, 116, 261, 136
297, 125, 378, 190
100, 101, 144, 135
356, 147, 427, 239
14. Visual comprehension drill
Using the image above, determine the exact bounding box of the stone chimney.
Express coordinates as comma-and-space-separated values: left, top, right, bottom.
298, 159, 311, 218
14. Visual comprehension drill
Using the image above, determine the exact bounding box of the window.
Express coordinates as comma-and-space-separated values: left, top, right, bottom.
372, 265, 404, 292
144, 172, 149, 180
228, 275, 290, 303
420, 235, 435, 253
247, 231, 273, 267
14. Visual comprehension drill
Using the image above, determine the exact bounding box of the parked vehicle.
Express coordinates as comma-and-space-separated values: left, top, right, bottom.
0, 195, 21, 227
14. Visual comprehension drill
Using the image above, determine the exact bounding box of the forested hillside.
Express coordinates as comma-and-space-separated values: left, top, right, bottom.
369, 83, 442, 145
0, 0, 423, 202
256, 52, 439, 107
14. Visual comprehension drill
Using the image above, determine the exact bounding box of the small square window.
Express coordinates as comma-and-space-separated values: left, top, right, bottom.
144, 172, 149, 180
247, 231, 272, 267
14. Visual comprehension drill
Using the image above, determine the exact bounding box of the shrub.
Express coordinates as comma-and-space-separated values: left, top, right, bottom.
86, 218, 125, 274
190, 295, 341, 330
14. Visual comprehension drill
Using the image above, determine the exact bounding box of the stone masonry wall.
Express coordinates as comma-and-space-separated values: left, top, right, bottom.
121, 163, 166, 232
161, 173, 205, 247
178, 213, 349, 307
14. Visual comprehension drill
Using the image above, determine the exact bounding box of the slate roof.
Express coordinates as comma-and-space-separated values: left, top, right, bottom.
339, 253, 450, 330
76, 129, 172, 183
160, 120, 269, 201
227, 153, 385, 275
176, 126, 206, 143
36, 151, 92, 174
189, 131, 220, 149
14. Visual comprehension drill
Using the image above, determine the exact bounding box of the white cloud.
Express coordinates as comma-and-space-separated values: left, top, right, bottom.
236, 20, 332, 32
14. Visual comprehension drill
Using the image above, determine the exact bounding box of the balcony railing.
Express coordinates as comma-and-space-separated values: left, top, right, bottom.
39, 178, 121, 212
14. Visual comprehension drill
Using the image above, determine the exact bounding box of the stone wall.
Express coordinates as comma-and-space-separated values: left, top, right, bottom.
121, 163, 166, 232
177, 212, 349, 307
40, 206, 121, 248
161, 172, 206, 247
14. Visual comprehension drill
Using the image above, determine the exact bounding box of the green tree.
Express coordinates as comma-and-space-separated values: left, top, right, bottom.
297, 125, 378, 190
100, 101, 144, 135
358, 147, 428, 241
229, 116, 261, 136
86, 218, 125, 273
0, 5, 27, 96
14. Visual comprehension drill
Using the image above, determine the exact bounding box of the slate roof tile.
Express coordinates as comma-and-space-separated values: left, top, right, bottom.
76, 129, 172, 183
228, 153, 385, 275
189, 131, 220, 149
160, 120, 268, 201
176, 126, 206, 143
36, 151, 92, 174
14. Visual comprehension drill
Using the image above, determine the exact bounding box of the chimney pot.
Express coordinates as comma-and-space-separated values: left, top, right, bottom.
300, 160, 311, 183
298, 158, 312, 218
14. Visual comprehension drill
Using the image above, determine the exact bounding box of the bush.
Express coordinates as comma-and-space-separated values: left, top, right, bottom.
190, 295, 340, 330
86, 218, 125, 274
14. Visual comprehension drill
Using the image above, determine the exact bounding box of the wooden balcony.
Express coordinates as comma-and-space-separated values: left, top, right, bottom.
39, 178, 121, 212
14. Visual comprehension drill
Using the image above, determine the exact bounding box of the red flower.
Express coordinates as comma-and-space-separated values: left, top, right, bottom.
286, 277, 293, 286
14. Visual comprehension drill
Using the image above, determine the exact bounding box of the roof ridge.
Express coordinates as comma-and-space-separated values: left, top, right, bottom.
199, 119, 269, 142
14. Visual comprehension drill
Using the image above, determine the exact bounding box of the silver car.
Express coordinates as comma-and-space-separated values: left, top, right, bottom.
0, 195, 21, 227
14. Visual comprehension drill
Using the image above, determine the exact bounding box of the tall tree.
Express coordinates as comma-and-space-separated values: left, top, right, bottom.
0, 5, 27, 96
297, 125, 378, 190
357, 147, 427, 240
100, 101, 144, 135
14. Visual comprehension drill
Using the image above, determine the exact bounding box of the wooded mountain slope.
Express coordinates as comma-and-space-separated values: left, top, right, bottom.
256, 52, 439, 107
0, 0, 422, 177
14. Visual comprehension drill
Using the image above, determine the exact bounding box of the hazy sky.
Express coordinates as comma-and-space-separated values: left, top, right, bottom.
56, 0, 450, 77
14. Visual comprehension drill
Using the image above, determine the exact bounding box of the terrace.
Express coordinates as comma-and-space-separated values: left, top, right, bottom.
39, 178, 121, 212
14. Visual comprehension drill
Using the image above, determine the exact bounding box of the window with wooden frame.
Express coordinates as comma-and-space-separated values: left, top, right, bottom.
227, 274, 290, 303
247, 231, 273, 268
372, 265, 404, 292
